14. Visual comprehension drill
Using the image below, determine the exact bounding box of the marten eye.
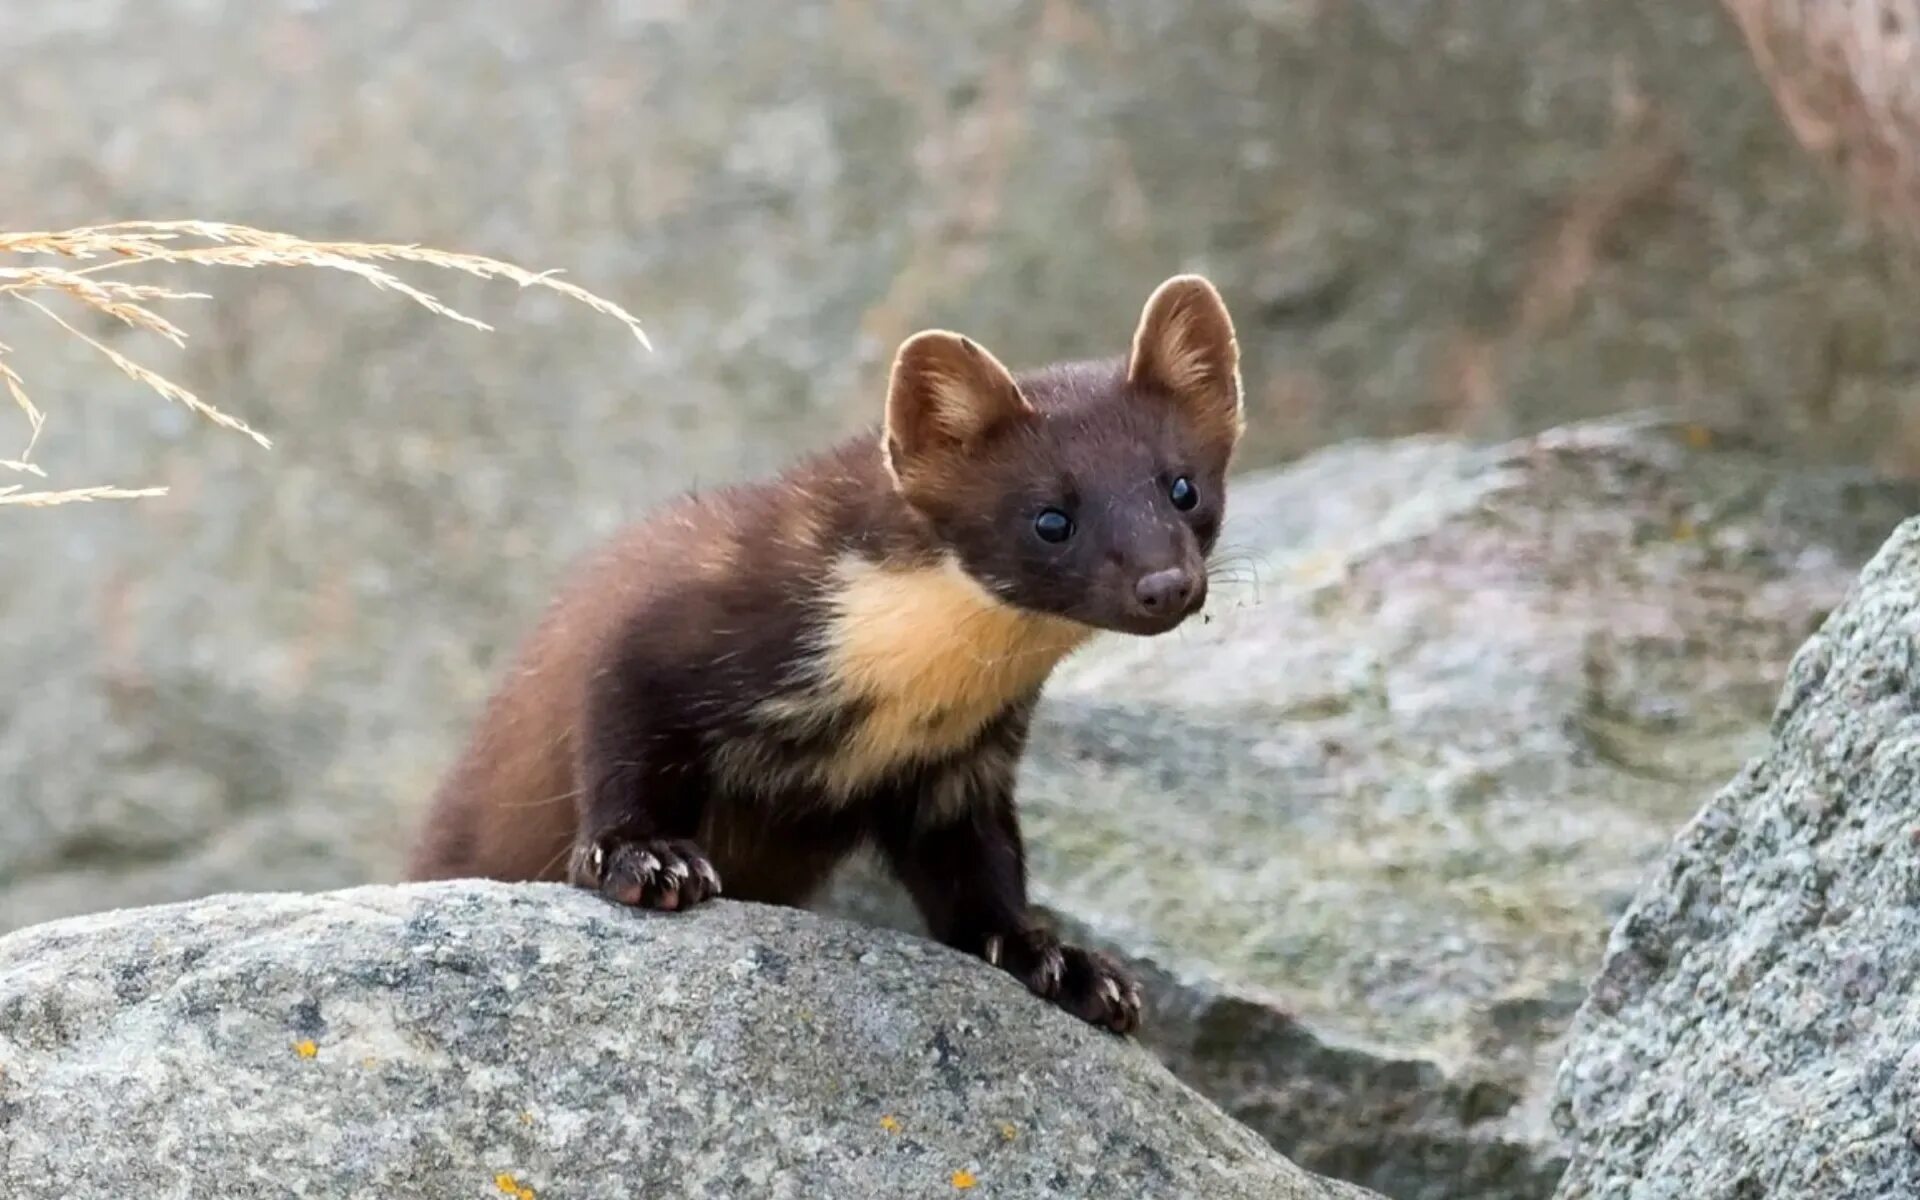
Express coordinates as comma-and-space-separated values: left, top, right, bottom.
1033, 507, 1075, 544
1169, 476, 1199, 511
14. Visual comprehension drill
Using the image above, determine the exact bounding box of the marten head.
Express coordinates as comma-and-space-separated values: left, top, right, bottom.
883, 274, 1243, 637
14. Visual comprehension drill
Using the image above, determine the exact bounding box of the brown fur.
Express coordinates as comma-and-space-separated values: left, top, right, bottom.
407, 274, 1244, 1035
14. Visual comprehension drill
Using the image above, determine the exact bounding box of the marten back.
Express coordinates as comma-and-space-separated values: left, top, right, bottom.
406, 435, 940, 887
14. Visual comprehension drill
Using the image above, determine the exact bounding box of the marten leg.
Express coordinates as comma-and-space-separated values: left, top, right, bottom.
571, 667, 721, 912
878, 780, 1142, 1035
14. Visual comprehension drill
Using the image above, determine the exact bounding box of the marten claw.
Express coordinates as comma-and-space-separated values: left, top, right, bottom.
574, 835, 722, 912
988, 927, 1141, 1036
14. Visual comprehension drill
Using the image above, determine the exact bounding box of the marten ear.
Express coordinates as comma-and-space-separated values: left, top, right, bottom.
1127, 274, 1243, 450
884, 330, 1034, 480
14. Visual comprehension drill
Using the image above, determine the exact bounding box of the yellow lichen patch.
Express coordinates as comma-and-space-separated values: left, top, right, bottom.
880, 1115, 902, 1134
519, 1110, 535, 1126
951, 1168, 978, 1189
997, 1121, 1018, 1141
493, 1172, 535, 1200
360, 1057, 378, 1069
1683, 424, 1714, 449
1672, 519, 1697, 542
293, 1040, 318, 1059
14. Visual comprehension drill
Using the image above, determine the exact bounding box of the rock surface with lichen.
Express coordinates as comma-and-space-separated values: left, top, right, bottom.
0, 881, 1376, 1200
1550, 514, 1920, 1199
822, 416, 1920, 1199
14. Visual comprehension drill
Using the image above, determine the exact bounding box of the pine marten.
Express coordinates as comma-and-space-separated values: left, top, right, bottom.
407, 274, 1244, 1034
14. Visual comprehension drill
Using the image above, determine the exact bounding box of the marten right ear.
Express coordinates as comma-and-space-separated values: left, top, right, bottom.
883, 330, 1034, 486
1128, 274, 1243, 455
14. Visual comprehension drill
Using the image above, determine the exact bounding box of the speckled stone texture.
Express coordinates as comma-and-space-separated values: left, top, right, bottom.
0, 882, 1377, 1200
1551, 515, 1920, 1199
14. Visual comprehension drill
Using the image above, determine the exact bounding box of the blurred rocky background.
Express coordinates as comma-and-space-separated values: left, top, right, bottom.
6, 2, 1920, 1198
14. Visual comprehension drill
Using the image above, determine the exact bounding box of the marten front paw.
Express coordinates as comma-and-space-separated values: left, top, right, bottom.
985, 927, 1141, 1036
571, 835, 722, 911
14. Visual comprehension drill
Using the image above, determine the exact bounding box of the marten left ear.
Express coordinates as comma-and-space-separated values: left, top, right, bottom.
884, 330, 1035, 487
1127, 274, 1243, 450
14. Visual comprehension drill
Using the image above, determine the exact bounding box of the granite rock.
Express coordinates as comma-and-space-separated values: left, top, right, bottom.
0, 881, 1377, 1200
1551, 514, 1920, 1199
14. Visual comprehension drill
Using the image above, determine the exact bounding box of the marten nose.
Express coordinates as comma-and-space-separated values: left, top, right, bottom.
1134, 567, 1197, 616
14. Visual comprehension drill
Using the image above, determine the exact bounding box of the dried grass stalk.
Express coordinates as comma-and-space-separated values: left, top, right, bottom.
1, 219, 649, 508
1722, 0, 1920, 238
0, 484, 170, 507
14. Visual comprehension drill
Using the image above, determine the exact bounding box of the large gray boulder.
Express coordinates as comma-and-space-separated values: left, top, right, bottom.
0, 881, 1376, 1200
1551, 516, 1920, 1199
821, 416, 1920, 1199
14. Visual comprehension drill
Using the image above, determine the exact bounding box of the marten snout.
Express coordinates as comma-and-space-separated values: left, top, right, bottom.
1134, 566, 1200, 617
